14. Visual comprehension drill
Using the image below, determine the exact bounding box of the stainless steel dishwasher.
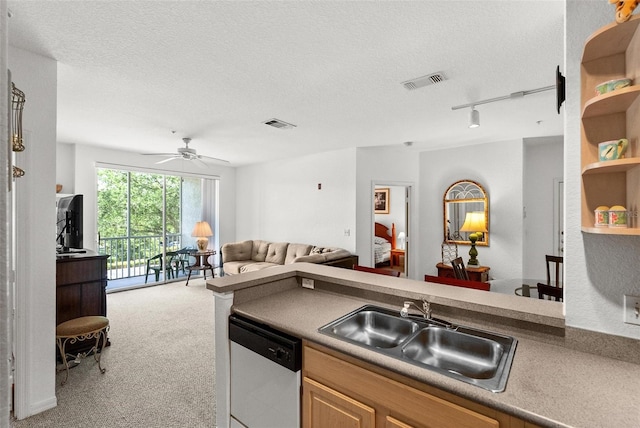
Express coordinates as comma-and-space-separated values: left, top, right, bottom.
229, 314, 302, 428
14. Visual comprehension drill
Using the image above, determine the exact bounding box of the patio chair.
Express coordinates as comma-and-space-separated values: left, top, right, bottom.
173, 247, 196, 277
145, 252, 177, 283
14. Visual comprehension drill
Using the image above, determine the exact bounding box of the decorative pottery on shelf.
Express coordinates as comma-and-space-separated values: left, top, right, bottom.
56, 184, 63, 193
594, 206, 609, 227
595, 78, 631, 95
608, 205, 627, 228
598, 138, 628, 161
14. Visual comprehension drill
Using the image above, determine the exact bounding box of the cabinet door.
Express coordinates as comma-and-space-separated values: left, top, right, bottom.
303, 376, 375, 428
386, 416, 415, 428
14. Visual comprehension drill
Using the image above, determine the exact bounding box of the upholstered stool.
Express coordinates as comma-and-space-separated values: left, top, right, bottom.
56, 316, 109, 385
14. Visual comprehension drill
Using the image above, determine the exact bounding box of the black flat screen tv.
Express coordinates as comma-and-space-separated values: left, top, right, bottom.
56, 194, 83, 250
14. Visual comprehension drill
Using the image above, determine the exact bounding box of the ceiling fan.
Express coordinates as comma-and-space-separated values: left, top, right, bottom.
143, 137, 229, 168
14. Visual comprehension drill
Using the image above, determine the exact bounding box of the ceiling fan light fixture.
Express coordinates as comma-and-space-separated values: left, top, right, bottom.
469, 107, 480, 128
140, 136, 230, 165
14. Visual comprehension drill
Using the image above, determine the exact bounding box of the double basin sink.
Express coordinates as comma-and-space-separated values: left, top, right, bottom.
318, 305, 517, 392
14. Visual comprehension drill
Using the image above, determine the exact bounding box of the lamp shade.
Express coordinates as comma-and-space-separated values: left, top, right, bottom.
191, 221, 213, 252
191, 221, 213, 238
459, 212, 487, 233
397, 232, 406, 250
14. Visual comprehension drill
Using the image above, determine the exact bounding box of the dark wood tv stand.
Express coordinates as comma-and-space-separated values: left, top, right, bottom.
56, 251, 109, 356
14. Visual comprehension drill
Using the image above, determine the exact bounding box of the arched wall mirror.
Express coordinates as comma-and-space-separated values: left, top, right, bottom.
443, 180, 489, 246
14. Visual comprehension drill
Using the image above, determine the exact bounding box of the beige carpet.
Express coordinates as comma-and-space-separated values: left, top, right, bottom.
11, 279, 216, 427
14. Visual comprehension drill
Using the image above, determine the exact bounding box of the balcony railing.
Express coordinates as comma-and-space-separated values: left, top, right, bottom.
98, 234, 183, 280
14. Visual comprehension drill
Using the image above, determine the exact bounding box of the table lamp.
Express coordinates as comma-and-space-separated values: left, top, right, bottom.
191, 221, 213, 252
397, 232, 406, 250
459, 211, 487, 266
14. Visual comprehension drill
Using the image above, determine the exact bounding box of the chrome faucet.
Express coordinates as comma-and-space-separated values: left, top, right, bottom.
400, 299, 456, 329
400, 300, 431, 319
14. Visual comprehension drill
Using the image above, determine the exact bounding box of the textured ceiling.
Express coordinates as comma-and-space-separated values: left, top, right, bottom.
7, 1, 564, 166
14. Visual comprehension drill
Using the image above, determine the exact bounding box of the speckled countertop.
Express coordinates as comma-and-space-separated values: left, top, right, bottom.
207, 263, 640, 428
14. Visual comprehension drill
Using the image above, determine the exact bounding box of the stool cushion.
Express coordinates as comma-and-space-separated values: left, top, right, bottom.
56, 316, 109, 337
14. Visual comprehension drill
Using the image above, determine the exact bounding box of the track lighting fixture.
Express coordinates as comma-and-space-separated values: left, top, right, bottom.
451, 65, 565, 128
469, 107, 480, 128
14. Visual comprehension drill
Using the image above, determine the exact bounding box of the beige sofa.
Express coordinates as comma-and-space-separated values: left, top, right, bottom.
221, 240, 357, 275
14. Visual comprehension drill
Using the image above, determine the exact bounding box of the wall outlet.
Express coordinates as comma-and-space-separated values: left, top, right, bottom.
301, 278, 314, 289
623, 295, 640, 326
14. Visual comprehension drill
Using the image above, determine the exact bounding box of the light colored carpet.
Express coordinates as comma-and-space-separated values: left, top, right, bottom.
11, 279, 216, 427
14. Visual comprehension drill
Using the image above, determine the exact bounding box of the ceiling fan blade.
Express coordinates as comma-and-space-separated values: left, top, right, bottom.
142, 153, 176, 157
155, 157, 179, 165
199, 154, 230, 163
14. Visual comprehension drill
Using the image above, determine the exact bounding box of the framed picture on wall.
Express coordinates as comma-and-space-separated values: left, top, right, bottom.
374, 188, 390, 214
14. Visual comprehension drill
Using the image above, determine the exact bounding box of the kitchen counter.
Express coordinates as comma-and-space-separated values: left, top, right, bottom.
207, 263, 640, 428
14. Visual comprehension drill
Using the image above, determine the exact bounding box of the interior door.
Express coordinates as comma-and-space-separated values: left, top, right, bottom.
372, 183, 411, 278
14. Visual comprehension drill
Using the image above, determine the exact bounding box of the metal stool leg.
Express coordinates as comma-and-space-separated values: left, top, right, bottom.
94, 327, 108, 374
56, 337, 71, 386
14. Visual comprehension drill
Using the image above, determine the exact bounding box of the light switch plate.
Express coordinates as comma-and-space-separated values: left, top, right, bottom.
623, 295, 640, 325
302, 278, 314, 289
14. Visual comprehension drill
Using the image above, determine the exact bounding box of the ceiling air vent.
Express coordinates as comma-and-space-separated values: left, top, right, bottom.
401, 72, 446, 91
263, 118, 297, 130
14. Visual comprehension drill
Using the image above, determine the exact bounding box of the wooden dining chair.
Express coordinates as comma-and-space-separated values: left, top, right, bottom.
536, 282, 563, 301
451, 257, 470, 281
537, 255, 563, 301
544, 255, 563, 288
354, 265, 401, 277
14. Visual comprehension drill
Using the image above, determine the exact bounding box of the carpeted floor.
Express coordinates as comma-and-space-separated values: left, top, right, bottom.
11, 279, 216, 427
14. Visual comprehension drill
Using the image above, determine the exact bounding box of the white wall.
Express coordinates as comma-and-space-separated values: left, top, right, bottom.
523, 136, 564, 278
9, 47, 58, 418
565, 1, 640, 339
419, 140, 524, 281
55, 142, 75, 194
64, 144, 237, 259
235, 149, 357, 250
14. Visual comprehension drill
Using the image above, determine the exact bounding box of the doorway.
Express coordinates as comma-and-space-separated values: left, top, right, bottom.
372, 183, 411, 277
553, 178, 564, 256
96, 167, 217, 291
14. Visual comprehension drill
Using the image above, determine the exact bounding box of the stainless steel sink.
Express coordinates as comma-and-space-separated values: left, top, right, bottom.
323, 308, 420, 348
401, 327, 503, 379
318, 305, 517, 392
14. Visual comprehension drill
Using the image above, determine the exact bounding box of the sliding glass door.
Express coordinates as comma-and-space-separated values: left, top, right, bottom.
96, 167, 214, 288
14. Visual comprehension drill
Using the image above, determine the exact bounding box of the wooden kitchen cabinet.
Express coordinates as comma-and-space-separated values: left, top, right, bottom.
303, 342, 536, 428
581, 15, 640, 234
303, 376, 375, 428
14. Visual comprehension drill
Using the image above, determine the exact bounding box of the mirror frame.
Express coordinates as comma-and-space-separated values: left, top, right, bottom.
443, 180, 489, 246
